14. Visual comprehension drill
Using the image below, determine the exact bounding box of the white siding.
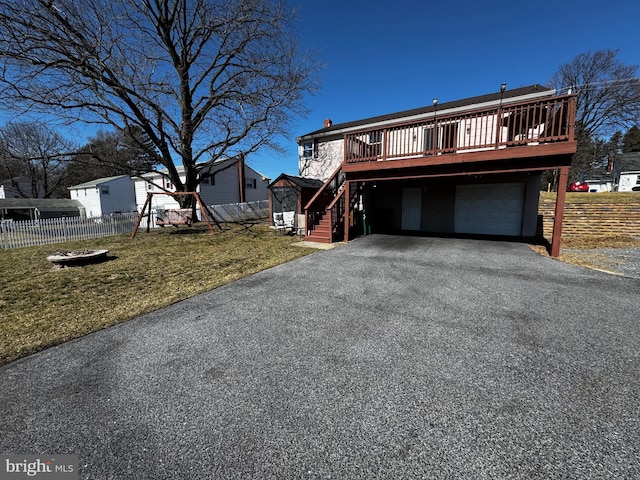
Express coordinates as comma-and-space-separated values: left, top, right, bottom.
133, 174, 181, 211
618, 172, 640, 192
98, 177, 137, 214
70, 177, 136, 217
457, 114, 508, 151
299, 138, 343, 181
71, 187, 103, 218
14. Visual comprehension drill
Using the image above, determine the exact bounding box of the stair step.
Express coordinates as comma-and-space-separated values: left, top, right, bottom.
305, 234, 331, 243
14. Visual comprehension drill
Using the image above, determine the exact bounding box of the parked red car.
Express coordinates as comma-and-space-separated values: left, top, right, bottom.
568, 181, 589, 192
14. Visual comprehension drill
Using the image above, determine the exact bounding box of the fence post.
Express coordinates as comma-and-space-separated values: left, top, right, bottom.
63, 217, 69, 243
2, 225, 8, 250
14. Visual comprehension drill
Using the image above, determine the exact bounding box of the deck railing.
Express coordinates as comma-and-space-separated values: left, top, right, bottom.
345, 94, 575, 163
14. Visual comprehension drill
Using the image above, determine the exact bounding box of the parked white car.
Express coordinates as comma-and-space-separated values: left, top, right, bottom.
584, 180, 613, 193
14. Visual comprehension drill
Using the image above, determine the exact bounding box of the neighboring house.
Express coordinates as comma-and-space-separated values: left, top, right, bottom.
615, 152, 640, 192
68, 175, 137, 218
296, 84, 577, 257
618, 172, 640, 192
0, 198, 85, 221
133, 156, 270, 214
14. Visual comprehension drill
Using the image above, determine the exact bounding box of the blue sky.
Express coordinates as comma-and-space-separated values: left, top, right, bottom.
249, 0, 640, 179
1, 0, 638, 181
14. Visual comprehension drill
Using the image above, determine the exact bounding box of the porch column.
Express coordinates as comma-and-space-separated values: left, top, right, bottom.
344, 180, 350, 242
550, 166, 569, 258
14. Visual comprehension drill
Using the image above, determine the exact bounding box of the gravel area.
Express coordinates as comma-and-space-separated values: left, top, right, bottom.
563, 247, 640, 279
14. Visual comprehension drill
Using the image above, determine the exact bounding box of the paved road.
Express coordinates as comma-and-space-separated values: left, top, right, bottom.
1, 235, 639, 479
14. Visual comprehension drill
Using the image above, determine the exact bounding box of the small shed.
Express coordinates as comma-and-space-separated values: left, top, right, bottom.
0, 198, 85, 221
268, 174, 325, 218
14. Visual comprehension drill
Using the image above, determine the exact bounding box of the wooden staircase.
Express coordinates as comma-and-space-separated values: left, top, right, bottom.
305, 211, 333, 243
303, 165, 345, 243
303, 164, 367, 243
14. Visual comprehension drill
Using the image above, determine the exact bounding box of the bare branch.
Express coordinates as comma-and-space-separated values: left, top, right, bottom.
0, 0, 319, 207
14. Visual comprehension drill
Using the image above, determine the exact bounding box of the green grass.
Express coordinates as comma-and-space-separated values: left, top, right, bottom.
0, 223, 315, 365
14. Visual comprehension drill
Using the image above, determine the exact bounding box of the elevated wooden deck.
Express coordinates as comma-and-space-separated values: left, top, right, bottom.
343, 94, 576, 175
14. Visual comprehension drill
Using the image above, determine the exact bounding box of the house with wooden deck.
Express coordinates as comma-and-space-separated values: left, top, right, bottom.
297, 84, 577, 256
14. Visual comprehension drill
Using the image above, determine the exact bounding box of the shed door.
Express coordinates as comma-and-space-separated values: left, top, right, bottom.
454, 183, 524, 236
401, 188, 422, 230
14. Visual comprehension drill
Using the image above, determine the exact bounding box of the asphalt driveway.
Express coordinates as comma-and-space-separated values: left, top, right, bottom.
1, 235, 639, 479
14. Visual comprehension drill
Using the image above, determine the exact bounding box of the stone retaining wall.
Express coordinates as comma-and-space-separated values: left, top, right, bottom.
538, 202, 640, 238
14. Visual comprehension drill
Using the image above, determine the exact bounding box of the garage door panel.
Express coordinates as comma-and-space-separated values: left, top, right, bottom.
454, 183, 524, 236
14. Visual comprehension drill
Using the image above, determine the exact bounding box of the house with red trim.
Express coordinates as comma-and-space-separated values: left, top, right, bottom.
296, 84, 576, 257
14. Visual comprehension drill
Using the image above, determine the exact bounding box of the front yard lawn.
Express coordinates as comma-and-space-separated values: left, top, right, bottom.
0, 224, 315, 365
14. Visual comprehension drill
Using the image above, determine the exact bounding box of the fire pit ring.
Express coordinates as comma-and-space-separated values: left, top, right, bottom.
47, 249, 110, 268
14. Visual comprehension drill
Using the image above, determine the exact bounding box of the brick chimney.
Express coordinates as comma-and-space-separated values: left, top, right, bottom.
324, 118, 332, 128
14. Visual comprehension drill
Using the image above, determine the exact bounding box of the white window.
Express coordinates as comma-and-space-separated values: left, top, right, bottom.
302, 141, 313, 158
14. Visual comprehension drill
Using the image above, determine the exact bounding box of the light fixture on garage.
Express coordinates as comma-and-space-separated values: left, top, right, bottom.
499, 82, 506, 107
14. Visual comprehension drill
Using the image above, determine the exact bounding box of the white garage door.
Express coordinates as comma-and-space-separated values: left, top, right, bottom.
454, 183, 525, 236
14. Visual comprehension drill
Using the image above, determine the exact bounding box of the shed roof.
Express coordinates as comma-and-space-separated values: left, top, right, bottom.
268, 173, 324, 189
68, 175, 130, 190
0, 198, 84, 211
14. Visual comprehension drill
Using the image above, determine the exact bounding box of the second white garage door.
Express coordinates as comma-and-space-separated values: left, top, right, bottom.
454, 183, 525, 236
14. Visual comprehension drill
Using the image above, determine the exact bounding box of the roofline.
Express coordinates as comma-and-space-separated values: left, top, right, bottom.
132, 157, 271, 181
68, 175, 130, 190
297, 85, 555, 142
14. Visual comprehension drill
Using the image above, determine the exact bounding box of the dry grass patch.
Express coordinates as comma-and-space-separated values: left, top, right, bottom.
540, 191, 640, 204
0, 223, 315, 365
530, 234, 640, 271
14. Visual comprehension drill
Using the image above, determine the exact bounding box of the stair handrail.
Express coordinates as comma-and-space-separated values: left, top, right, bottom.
303, 163, 344, 212
325, 185, 345, 211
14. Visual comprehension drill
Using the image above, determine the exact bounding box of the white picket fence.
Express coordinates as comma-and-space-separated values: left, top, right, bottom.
0, 200, 269, 250
1, 213, 142, 250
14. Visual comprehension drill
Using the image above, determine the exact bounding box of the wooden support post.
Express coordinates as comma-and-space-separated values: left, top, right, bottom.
238, 154, 246, 203
131, 193, 152, 239
344, 181, 350, 242
551, 166, 569, 258
146, 194, 153, 233
194, 192, 218, 235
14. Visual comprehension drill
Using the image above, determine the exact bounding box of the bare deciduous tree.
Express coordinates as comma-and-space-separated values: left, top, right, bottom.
0, 0, 318, 208
0, 122, 74, 198
549, 49, 640, 139
547, 49, 640, 184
